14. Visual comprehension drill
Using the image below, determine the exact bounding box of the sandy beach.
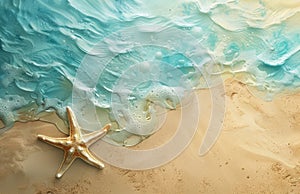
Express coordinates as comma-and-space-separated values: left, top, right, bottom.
0, 79, 300, 194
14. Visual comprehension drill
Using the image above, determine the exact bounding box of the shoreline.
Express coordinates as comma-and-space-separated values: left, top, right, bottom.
0, 79, 299, 193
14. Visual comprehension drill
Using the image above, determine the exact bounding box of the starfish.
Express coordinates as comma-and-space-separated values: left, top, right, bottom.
37, 106, 111, 178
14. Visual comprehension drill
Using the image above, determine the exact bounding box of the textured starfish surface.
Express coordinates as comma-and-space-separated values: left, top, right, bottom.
37, 106, 111, 178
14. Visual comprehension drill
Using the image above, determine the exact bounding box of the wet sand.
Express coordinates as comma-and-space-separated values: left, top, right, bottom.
0, 79, 300, 193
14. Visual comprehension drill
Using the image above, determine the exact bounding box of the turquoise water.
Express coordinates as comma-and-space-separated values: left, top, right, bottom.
0, 0, 300, 145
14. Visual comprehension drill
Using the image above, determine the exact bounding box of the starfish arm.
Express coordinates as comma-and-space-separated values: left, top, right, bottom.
56, 150, 76, 179
80, 149, 105, 169
37, 134, 68, 149
84, 123, 111, 146
66, 106, 81, 139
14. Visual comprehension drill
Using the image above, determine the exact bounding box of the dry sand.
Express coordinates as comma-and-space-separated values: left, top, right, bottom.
0, 79, 300, 194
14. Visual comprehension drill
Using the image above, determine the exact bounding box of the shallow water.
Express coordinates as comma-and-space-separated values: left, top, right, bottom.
0, 0, 299, 146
